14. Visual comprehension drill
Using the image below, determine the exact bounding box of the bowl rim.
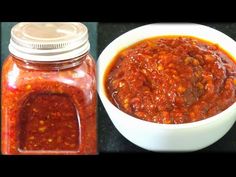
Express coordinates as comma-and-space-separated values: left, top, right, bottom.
97, 23, 236, 129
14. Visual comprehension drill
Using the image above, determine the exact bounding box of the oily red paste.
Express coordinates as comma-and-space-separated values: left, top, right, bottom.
1, 55, 97, 154
105, 36, 236, 124
19, 93, 80, 151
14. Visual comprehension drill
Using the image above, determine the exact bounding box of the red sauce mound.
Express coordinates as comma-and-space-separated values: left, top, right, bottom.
105, 36, 236, 124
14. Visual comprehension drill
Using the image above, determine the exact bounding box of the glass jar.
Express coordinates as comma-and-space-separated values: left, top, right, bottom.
1, 22, 97, 155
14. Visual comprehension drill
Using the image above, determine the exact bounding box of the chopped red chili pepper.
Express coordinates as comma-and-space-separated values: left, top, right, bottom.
105, 36, 236, 124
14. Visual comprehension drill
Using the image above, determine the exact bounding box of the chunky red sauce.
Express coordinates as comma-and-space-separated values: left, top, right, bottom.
105, 36, 236, 124
19, 93, 80, 151
2, 55, 97, 154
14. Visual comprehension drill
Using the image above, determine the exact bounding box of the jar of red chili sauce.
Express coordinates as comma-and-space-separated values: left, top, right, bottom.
1, 23, 97, 155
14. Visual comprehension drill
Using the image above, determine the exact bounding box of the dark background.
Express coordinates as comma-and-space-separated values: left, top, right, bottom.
98, 23, 236, 153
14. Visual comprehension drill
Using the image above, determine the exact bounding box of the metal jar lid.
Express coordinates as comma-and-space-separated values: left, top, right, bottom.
9, 22, 90, 61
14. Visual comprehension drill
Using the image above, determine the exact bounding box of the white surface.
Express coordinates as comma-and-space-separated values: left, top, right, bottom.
97, 23, 236, 151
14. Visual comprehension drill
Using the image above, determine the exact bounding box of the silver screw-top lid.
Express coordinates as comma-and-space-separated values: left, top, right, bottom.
9, 22, 90, 61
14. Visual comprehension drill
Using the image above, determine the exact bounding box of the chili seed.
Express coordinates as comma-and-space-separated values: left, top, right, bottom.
119, 81, 125, 88
67, 124, 73, 128
38, 126, 47, 133
177, 85, 186, 93
193, 59, 200, 66
26, 84, 31, 90
29, 136, 35, 140
204, 54, 215, 62
196, 82, 204, 90
124, 98, 129, 104
33, 108, 38, 112
124, 103, 129, 109
157, 64, 164, 71
234, 79, 236, 85
184, 56, 193, 65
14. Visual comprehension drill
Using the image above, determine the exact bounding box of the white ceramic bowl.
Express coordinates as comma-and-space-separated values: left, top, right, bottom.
97, 23, 236, 152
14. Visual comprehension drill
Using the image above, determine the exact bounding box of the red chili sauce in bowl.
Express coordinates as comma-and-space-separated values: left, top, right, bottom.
105, 36, 236, 124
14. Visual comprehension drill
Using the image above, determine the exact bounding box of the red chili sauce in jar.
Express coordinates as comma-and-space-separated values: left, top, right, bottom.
1, 23, 97, 154
105, 36, 236, 124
